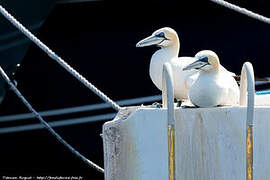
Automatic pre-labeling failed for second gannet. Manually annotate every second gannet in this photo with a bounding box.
[136,27,198,101]
[183,50,240,107]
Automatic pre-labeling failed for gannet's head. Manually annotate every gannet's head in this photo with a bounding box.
[183,50,220,72]
[136,27,179,48]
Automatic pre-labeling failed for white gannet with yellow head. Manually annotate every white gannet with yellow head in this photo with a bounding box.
[136,27,198,102]
[183,50,239,107]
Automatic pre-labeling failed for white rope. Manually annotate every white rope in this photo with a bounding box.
[0,5,121,111]
[0,66,104,173]
[210,0,270,24]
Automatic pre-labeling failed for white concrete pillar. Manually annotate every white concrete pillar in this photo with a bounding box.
[103,106,270,180]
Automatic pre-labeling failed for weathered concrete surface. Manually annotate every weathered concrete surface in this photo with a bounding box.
[103,106,270,180]
[103,107,169,180]
[175,107,246,180]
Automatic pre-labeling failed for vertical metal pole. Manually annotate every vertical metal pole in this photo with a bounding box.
[162,63,176,180]
[168,125,175,180]
[246,125,253,180]
[240,62,255,180]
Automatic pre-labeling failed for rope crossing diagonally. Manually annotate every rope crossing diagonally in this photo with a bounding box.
[209,0,270,24]
[0,66,104,173]
[0,4,120,174]
[0,5,121,111]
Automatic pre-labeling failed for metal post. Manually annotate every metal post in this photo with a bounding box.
[162,63,176,180]
[239,62,255,180]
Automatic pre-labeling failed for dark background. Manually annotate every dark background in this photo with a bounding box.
[0,0,270,179]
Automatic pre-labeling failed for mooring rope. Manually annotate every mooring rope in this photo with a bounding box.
[0,5,121,111]
[0,65,104,173]
[210,0,270,24]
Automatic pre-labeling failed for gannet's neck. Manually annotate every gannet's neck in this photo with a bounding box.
[162,43,179,59]
[164,33,180,57]
[152,42,179,64]
[157,36,180,61]
[200,64,220,75]
[149,42,179,90]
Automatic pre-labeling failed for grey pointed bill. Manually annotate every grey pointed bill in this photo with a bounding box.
[183,56,209,71]
[136,35,165,47]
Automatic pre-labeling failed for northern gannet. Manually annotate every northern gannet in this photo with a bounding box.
[183,50,240,107]
[136,27,198,101]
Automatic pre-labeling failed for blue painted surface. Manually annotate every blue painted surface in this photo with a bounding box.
[256,90,270,95]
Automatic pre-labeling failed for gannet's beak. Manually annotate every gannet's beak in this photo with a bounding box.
[136,35,165,47]
[183,56,209,71]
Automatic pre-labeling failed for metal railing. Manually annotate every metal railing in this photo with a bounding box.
[161,61,256,180]
[162,63,176,180]
[239,62,255,180]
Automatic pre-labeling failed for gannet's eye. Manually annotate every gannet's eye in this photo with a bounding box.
[199,56,209,63]
[155,32,165,38]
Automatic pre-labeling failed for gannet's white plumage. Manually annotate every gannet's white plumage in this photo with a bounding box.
[136,27,198,100]
[183,50,240,107]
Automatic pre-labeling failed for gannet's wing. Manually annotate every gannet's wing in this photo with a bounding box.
[170,57,199,100]
[226,75,240,105]
[220,65,235,76]
[185,72,199,89]
[177,56,198,67]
